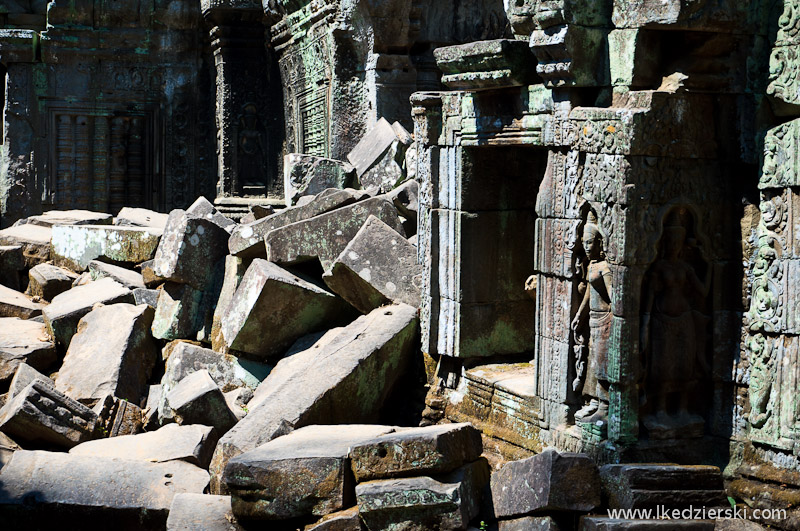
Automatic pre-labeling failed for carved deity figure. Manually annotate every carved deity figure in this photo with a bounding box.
[641,208,711,437]
[572,211,612,425]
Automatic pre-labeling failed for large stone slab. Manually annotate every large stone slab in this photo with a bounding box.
[228,188,367,258]
[283,154,356,206]
[0,432,19,471]
[115,207,170,231]
[0,319,57,386]
[356,458,490,530]
[0,245,25,291]
[167,370,238,434]
[23,209,113,227]
[435,39,540,90]
[491,449,601,518]
[167,494,244,530]
[0,451,209,528]
[265,197,406,271]
[210,255,247,347]
[26,263,78,301]
[0,284,45,319]
[219,259,351,359]
[151,203,231,290]
[306,506,363,530]
[0,381,100,448]
[89,260,146,289]
[209,304,418,493]
[7,362,55,400]
[70,423,217,468]
[350,422,483,482]
[0,224,52,267]
[224,424,396,520]
[499,516,561,531]
[56,303,157,403]
[323,215,422,313]
[347,118,412,193]
[42,277,133,347]
[599,464,724,510]
[51,224,162,272]
[151,282,205,340]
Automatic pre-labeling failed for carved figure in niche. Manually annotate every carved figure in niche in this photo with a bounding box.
[641,207,711,438]
[236,102,268,193]
[572,211,612,426]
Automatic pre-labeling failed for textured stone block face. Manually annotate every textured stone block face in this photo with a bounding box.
[599,464,724,510]
[323,215,422,313]
[42,277,133,348]
[152,208,230,290]
[0,284,45,319]
[209,304,418,494]
[305,506,363,530]
[151,282,205,341]
[283,154,356,206]
[0,451,209,528]
[167,369,238,433]
[88,260,145,289]
[0,381,100,448]
[265,197,406,271]
[24,210,113,228]
[166,494,243,531]
[347,118,412,193]
[56,303,157,403]
[70,423,217,469]
[220,259,350,359]
[27,263,78,301]
[0,245,25,291]
[490,449,601,518]
[115,207,170,230]
[499,516,561,531]
[210,256,248,348]
[228,188,366,258]
[436,39,540,90]
[0,224,51,267]
[224,425,396,520]
[1,320,56,387]
[350,423,483,482]
[7,362,56,400]
[51,225,162,272]
[356,459,490,531]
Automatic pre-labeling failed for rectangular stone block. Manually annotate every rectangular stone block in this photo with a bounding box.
[0,223,51,267]
[499,516,560,531]
[356,459,490,531]
[133,287,160,308]
[24,209,113,228]
[89,260,145,289]
[115,207,170,231]
[51,225,161,272]
[0,320,56,387]
[350,422,483,482]
[0,381,100,448]
[225,424,396,520]
[283,154,356,206]
[152,282,205,341]
[210,255,247,348]
[27,263,78,301]
[0,245,25,291]
[323,215,422,313]
[7,362,55,400]
[167,369,238,433]
[56,303,157,403]
[42,277,133,347]
[209,304,418,494]
[436,39,540,90]
[0,283,45,320]
[220,259,351,359]
[347,117,409,179]
[306,506,363,531]
[166,494,243,531]
[0,451,209,528]
[535,274,576,343]
[490,449,601,518]
[599,464,724,510]
[265,197,406,271]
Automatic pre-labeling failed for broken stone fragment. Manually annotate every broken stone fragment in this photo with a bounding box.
[435,39,540,90]
[186,196,237,234]
[95,394,144,437]
[0,284,46,319]
[166,493,244,531]
[0,432,20,471]
[140,258,167,287]
[56,303,157,404]
[383,178,419,234]
[349,422,483,482]
[0,245,25,291]
[115,207,170,231]
[133,287,160,308]
[7,362,55,400]
[305,506,363,530]
[0,223,52,267]
[265,197,406,271]
[498,516,561,531]
[143,384,163,431]
[42,277,133,348]
[225,424,396,521]
[51,224,162,272]
[490,449,601,518]
[219,259,352,359]
[283,153,356,206]
[228,187,368,259]
[347,118,413,193]
[0,451,209,528]
[210,255,247,348]
[323,215,422,313]
[26,263,78,301]
[71,423,217,468]
[599,463,724,510]
[356,458,490,531]
[0,320,57,385]
[21,209,113,228]
[0,380,100,448]
[151,282,205,341]
[224,387,253,421]
[167,369,238,434]
[209,303,418,494]
[88,259,145,289]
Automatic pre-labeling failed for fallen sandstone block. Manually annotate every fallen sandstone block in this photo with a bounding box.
[283,153,356,206]
[115,207,170,231]
[0,432,20,471]
[167,369,238,434]
[209,303,418,494]
[0,450,209,529]
[323,215,422,313]
[151,282,205,340]
[599,463,724,510]
[56,303,157,403]
[0,284,45,319]
[0,320,57,386]
[498,516,561,530]
[306,506,363,530]
[42,277,133,347]
[7,362,55,400]
[0,380,100,448]
[27,263,78,301]
[0,223,52,267]
[0,245,25,291]
[219,259,352,359]
[22,209,113,227]
[209,255,247,348]
[93,394,144,437]
[167,493,244,531]
[51,224,162,272]
[89,260,145,289]
[347,118,413,193]
[133,287,160,308]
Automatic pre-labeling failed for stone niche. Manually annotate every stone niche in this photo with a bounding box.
[0,0,215,226]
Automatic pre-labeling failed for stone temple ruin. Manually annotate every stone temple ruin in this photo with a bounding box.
[0,0,799,529]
